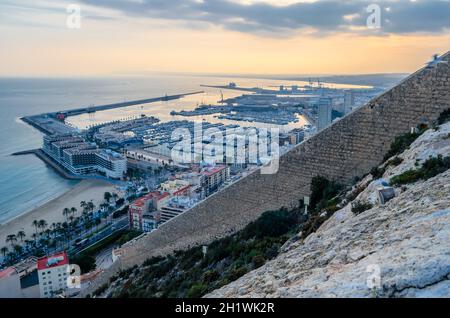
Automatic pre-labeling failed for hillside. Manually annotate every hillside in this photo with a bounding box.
[96,112,450,298]
[207,119,450,298]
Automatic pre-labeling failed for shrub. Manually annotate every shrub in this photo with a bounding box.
[93,283,108,297]
[186,283,208,298]
[391,155,450,185]
[352,201,374,215]
[437,108,450,125]
[241,208,297,240]
[383,128,426,162]
[310,176,342,210]
[227,266,248,281]
[387,156,403,167]
[252,255,266,268]
[202,270,220,283]
[370,166,386,179]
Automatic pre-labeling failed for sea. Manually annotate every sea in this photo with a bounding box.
[0,74,364,224]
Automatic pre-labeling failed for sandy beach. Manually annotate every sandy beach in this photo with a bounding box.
[0,179,120,248]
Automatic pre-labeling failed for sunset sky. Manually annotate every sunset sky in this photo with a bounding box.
[1,0,450,77]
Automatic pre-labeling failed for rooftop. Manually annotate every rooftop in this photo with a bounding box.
[202,165,227,177]
[37,252,69,271]
[131,191,170,208]
[0,267,16,279]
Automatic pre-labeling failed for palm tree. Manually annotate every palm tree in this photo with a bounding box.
[70,207,77,217]
[80,201,87,211]
[6,234,17,247]
[31,233,38,243]
[32,220,39,234]
[63,208,70,222]
[38,219,48,234]
[87,201,95,213]
[17,230,26,242]
[0,246,8,258]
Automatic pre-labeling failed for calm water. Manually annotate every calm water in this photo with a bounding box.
[0,75,361,224]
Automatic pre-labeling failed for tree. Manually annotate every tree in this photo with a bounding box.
[87,201,95,213]
[17,230,26,242]
[38,219,48,234]
[32,220,39,234]
[63,208,70,222]
[13,245,23,255]
[6,234,17,247]
[0,246,8,258]
[112,193,119,203]
[70,207,77,217]
[104,192,112,203]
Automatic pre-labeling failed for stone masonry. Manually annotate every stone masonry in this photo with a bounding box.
[81,52,450,296]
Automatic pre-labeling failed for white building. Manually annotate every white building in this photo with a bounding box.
[37,252,69,298]
[43,135,127,179]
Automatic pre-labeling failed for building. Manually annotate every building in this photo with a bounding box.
[158,179,191,197]
[200,165,230,196]
[344,90,355,114]
[142,212,159,232]
[0,259,40,298]
[128,191,169,231]
[289,128,305,145]
[43,135,127,179]
[317,98,332,131]
[37,252,69,298]
[159,196,195,223]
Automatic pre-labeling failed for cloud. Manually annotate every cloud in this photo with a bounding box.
[75,0,450,37]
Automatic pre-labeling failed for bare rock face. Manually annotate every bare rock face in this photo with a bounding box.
[206,125,450,298]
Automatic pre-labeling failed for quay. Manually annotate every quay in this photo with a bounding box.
[21,91,204,136]
[55,91,205,117]
[12,149,84,180]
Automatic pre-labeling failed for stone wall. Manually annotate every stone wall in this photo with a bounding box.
[81,53,450,297]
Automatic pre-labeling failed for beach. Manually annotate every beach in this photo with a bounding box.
[0,179,120,247]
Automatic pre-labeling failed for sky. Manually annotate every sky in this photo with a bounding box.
[1,0,450,77]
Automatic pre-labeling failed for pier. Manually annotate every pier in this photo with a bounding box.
[21,91,204,136]
[12,149,84,180]
[53,91,204,117]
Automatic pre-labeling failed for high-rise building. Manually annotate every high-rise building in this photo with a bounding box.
[344,90,355,114]
[317,98,332,131]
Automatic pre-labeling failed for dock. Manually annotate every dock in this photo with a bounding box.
[21,91,204,136]
[12,149,84,180]
[52,91,205,117]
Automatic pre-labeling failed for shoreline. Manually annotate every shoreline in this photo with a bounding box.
[0,179,120,248]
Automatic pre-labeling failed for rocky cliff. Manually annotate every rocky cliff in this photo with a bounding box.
[207,121,450,298]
